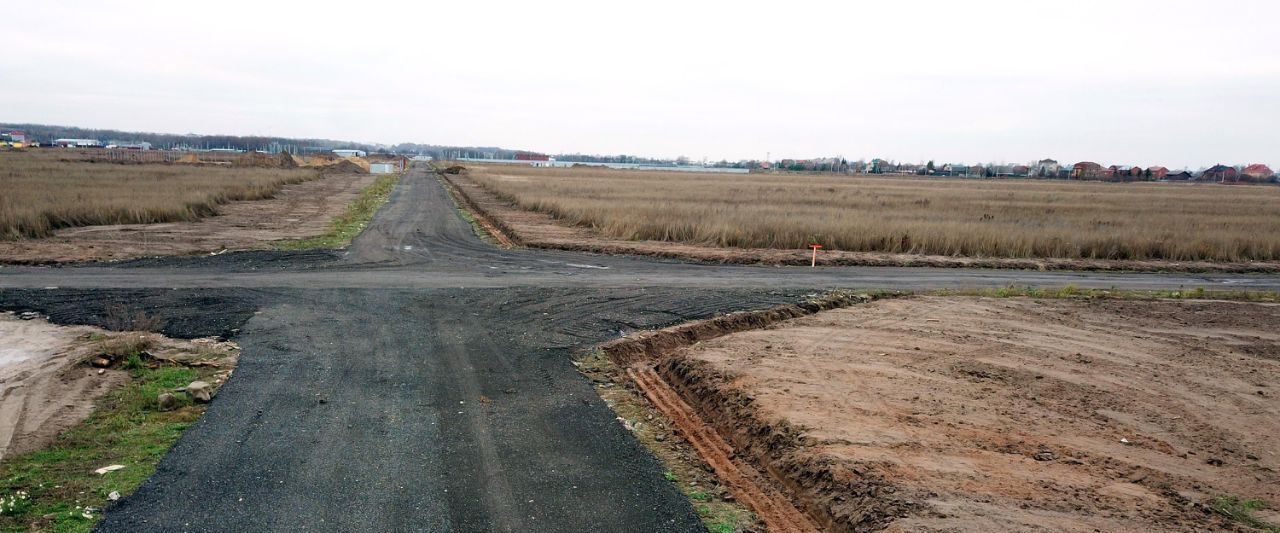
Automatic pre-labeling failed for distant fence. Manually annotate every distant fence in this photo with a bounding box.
[100,150,182,163]
[76,150,243,164]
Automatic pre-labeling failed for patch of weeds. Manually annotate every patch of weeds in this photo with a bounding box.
[99,333,154,360]
[121,353,145,371]
[1211,495,1280,532]
[0,490,32,516]
[698,504,753,533]
[102,304,164,333]
[277,172,401,250]
[0,362,218,532]
[575,349,762,533]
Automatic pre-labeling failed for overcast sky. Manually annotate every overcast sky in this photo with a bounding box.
[3,1,1277,168]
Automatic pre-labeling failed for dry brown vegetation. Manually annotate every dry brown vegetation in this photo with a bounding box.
[468,165,1280,262]
[0,150,319,239]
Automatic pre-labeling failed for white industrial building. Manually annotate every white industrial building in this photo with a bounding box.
[53,138,102,148]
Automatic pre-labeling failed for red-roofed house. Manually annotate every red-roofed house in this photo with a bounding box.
[1071,161,1104,179]
[1242,163,1274,182]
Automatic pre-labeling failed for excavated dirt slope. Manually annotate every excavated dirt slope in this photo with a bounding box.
[669,297,1280,531]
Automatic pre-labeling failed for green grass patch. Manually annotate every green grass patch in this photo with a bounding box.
[276,173,401,250]
[0,363,215,532]
[1211,495,1280,532]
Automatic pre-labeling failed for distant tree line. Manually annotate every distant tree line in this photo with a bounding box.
[1,123,377,153]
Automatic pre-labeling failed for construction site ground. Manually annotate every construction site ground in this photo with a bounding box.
[0,173,377,264]
[670,296,1280,531]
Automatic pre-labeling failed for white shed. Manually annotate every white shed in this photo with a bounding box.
[370,163,396,174]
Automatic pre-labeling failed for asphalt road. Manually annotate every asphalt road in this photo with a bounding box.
[2,165,1278,532]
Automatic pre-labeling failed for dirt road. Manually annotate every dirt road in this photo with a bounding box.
[1,165,1278,532]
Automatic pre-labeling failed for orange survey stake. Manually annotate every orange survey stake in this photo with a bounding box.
[809,244,822,267]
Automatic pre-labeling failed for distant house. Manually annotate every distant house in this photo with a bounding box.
[868,158,893,173]
[1071,161,1104,179]
[3,131,26,143]
[968,164,985,176]
[1200,164,1239,182]
[53,138,102,148]
[1146,166,1169,180]
[1167,170,1193,180]
[990,164,1026,177]
[941,163,969,177]
[1033,158,1060,177]
[1242,163,1275,182]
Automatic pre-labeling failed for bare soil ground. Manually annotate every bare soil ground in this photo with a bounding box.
[0,312,238,459]
[445,171,1280,273]
[669,297,1280,531]
[0,174,377,264]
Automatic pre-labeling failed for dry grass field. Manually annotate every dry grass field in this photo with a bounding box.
[0,150,318,239]
[468,165,1280,262]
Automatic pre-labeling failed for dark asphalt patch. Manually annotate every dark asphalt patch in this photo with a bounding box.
[0,288,260,339]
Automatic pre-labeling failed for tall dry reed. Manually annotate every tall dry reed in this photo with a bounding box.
[0,151,317,239]
[468,165,1280,262]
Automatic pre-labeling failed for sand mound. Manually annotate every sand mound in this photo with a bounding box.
[320,158,371,174]
[237,151,280,168]
[301,154,338,167]
[278,152,302,169]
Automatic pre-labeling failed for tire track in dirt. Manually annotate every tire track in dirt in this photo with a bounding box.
[627,366,819,533]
